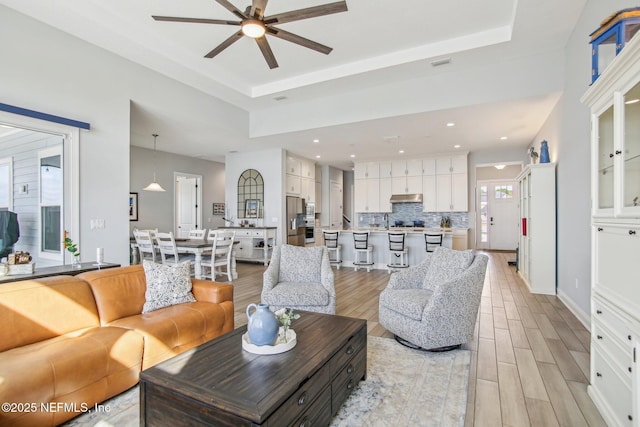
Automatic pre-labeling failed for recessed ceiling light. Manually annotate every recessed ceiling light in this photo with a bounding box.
[447,122,455,127]
[315,155,321,158]
[399,150,405,154]
[454,145,461,149]
[625,98,640,104]
[313,139,320,143]
[350,154,356,158]
[500,136,508,141]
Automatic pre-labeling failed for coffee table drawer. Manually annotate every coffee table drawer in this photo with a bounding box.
[331,347,366,415]
[268,362,330,426]
[288,385,332,427]
[330,327,366,375]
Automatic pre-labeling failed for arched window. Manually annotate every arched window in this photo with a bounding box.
[238,169,264,218]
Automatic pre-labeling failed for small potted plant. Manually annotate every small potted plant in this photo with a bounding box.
[275,308,300,343]
[64,232,80,268]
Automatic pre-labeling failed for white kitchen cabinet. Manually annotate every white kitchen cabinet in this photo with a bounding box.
[379,177,392,213]
[516,163,556,295]
[436,155,466,174]
[301,177,315,203]
[582,34,640,427]
[286,174,301,195]
[423,158,436,175]
[392,175,422,195]
[391,159,423,178]
[286,156,301,176]
[422,175,437,212]
[379,162,392,178]
[300,159,315,180]
[435,154,468,212]
[354,162,380,180]
[354,178,380,212]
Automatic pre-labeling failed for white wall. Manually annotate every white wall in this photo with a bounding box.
[129,146,225,235]
[530,0,638,326]
[224,148,285,244]
[0,6,247,266]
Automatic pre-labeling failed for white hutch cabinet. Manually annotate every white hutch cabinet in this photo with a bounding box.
[516,163,556,295]
[581,32,640,427]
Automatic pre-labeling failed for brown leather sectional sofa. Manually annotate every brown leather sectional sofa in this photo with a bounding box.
[0,265,234,426]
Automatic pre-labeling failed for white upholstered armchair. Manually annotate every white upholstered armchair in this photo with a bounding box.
[379,247,489,351]
[261,245,336,314]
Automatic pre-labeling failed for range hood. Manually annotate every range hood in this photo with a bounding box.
[390,193,423,203]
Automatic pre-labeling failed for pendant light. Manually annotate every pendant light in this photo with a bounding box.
[143,134,166,192]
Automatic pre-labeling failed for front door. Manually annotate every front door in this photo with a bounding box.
[175,173,202,238]
[477,181,519,250]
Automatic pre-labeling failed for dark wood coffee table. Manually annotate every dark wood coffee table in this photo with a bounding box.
[139,312,367,426]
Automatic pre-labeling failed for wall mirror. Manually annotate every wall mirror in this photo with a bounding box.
[238,169,264,218]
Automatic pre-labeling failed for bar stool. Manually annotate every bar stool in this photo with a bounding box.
[387,232,409,273]
[353,232,374,272]
[323,230,342,269]
[424,233,443,252]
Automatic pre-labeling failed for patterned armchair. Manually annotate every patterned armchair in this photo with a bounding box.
[379,247,489,351]
[261,245,336,314]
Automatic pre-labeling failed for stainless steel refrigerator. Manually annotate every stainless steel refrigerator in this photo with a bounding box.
[286,196,306,246]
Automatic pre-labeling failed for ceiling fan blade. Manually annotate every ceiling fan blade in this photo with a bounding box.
[267,27,332,55]
[255,37,279,69]
[152,15,241,26]
[214,0,248,20]
[250,0,269,18]
[204,30,243,58]
[264,1,347,25]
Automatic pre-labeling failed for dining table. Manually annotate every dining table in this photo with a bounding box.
[130,238,238,280]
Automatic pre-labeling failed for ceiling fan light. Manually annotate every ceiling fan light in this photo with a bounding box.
[242,19,266,38]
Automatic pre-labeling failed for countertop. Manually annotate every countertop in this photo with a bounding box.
[332,227,468,234]
[218,226,278,229]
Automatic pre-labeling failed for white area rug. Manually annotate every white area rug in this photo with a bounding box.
[64,336,470,427]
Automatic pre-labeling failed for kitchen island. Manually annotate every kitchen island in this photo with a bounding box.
[325,227,468,271]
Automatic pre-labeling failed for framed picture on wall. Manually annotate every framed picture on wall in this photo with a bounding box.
[245,199,259,218]
[213,202,225,215]
[129,192,138,221]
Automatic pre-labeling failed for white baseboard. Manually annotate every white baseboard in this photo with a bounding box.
[557,288,591,332]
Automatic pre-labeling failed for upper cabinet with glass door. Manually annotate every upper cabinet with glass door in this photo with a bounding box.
[582,31,640,218]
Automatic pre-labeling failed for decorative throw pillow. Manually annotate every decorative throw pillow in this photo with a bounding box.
[142,260,196,313]
[279,245,324,283]
[422,247,475,290]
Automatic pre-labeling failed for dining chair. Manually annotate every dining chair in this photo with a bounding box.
[133,229,157,263]
[156,231,193,265]
[201,230,235,282]
[188,228,207,240]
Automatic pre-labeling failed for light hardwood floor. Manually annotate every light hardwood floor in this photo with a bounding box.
[225,251,605,426]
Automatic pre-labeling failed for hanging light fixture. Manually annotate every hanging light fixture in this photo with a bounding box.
[144,134,166,192]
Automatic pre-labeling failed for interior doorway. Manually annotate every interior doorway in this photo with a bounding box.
[477,180,519,250]
[175,172,202,238]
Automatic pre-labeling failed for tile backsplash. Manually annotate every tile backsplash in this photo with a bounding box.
[356,203,469,228]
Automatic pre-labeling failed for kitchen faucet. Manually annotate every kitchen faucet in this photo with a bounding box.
[383,213,389,230]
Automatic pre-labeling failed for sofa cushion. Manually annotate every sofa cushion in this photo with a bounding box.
[379,288,433,321]
[79,265,148,324]
[0,276,100,352]
[142,261,196,313]
[263,282,330,307]
[278,245,324,283]
[0,326,143,426]
[109,301,229,369]
[422,247,475,290]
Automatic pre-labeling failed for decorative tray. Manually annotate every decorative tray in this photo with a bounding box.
[242,328,297,355]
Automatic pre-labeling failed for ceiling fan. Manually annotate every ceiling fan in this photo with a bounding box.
[152,0,348,69]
